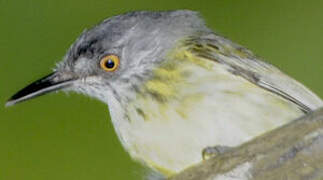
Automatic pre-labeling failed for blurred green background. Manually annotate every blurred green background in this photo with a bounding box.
[1,0,323,179]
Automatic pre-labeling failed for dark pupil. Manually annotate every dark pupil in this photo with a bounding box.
[105,59,115,69]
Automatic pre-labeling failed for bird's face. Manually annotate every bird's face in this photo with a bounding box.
[6,10,207,107]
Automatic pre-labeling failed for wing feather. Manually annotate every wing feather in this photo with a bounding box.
[186,34,323,112]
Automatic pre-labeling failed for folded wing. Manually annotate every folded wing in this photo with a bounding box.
[185,33,323,112]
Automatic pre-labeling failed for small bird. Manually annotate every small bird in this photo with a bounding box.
[6,10,323,177]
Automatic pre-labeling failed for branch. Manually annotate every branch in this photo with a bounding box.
[170,108,323,180]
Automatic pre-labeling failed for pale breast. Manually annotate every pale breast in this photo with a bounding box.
[114,57,304,175]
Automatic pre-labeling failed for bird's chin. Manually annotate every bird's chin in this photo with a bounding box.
[69,78,112,105]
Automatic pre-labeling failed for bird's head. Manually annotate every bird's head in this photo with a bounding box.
[6,10,209,107]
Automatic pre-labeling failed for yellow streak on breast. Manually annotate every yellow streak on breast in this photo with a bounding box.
[172,46,214,70]
[154,68,182,80]
[143,46,216,101]
[176,93,205,119]
[145,80,175,97]
[123,43,304,176]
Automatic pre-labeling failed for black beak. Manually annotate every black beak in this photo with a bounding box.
[6,72,74,107]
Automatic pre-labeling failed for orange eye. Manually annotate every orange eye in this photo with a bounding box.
[100,55,120,72]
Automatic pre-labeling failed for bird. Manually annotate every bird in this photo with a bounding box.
[6,10,323,178]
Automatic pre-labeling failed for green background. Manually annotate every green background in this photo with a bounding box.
[1,0,323,179]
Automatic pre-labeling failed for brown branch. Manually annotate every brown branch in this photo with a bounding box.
[170,108,323,180]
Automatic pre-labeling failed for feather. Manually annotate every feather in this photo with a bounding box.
[186,33,323,112]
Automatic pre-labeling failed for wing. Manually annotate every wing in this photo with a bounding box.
[184,33,323,112]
